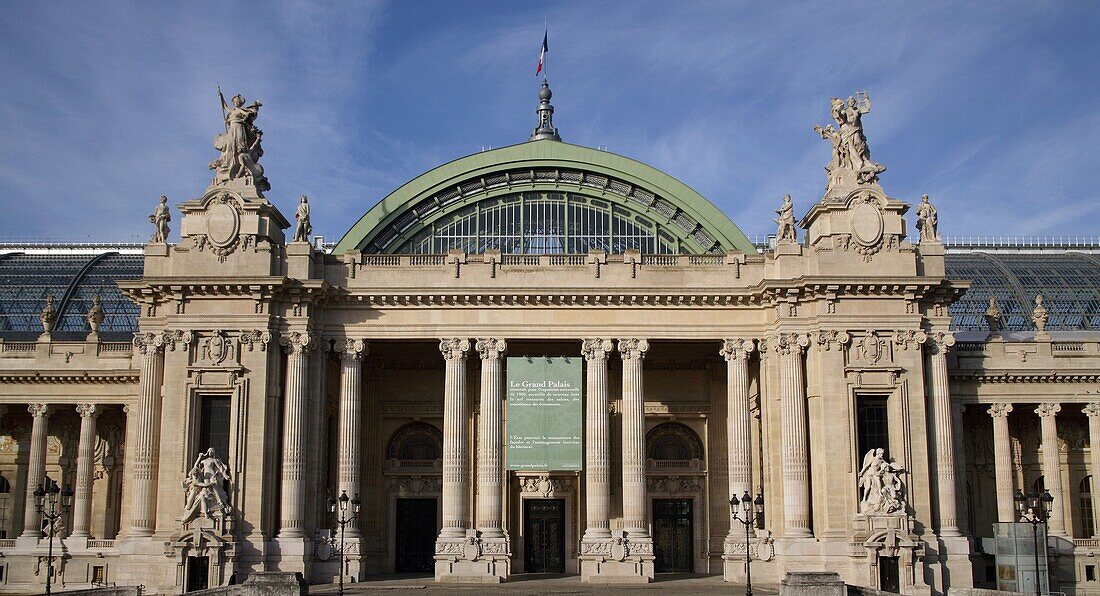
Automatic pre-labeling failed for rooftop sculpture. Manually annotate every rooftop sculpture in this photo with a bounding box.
[209,89,269,192]
[815,92,886,193]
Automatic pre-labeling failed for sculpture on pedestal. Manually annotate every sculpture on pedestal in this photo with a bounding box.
[1032,294,1049,334]
[180,448,232,525]
[209,89,269,192]
[292,195,312,243]
[858,448,906,514]
[149,196,171,243]
[85,294,104,334]
[916,194,939,242]
[985,296,1004,335]
[40,295,57,334]
[815,91,886,191]
[774,194,797,243]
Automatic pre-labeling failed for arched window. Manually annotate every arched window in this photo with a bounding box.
[0,474,10,539]
[0,475,10,493]
[646,423,704,470]
[387,423,443,465]
[1081,476,1096,537]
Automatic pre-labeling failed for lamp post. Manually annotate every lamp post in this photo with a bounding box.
[327,490,361,596]
[729,491,765,596]
[34,482,74,595]
[1014,488,1054,596]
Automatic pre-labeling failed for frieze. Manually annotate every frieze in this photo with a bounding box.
[519,474,574,497]
[386,476,441,495]
[381,403,444,416]
[647,476,703,493]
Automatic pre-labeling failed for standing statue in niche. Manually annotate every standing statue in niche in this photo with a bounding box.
[815,91,886,190]
[209,89,270,192]
[180,448,232,525]
[149,196,171,243]
[292,195,312,243]
[774,194,798,244]
[916,194,939,242]
[858,448,906,514]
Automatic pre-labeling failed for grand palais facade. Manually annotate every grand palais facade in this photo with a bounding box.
[0,84,1098,595]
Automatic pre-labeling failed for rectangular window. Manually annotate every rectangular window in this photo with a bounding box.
[1087,564,1096,582]
[199,396,231,461]
[856,395,889,458]
[92,565,105,584]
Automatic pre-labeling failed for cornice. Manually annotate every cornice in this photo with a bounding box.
[950,369,1100,383]
[0,370,140,384]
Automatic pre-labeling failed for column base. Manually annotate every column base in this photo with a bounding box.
[578,533,654,583]
[434,532,510,583]
[273,536,313,576]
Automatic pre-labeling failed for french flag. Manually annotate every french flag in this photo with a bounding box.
[536,30,547,76]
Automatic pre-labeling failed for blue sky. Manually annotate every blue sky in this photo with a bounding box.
[1,1,1099,243]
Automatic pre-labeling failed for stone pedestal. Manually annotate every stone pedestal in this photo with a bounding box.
[579,531,655,584]
[780,571,845,596]
[434,530,509,583]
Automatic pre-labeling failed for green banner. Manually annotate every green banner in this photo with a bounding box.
[505,356,583,471]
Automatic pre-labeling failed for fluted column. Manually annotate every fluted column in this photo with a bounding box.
[777,333,811,538]
[1085,404,1100,536]
[438,338,471,540]
[1036,403,1066,536]
[71,403,100,538]
[21,404,50,538]
[338,339,367,537]
[618,338,650,539]
[581,338,614,542]
[476,338,507,539]
[928,332,960,537]
[129,332,165,537]
[721,338,755,542]
[988,403,1015,522]
[278,331,313,538]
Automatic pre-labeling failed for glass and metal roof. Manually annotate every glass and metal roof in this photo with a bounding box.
[0,247,143,341]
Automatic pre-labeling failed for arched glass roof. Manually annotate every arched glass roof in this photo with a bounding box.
[334,141,758,255]
[0,251,143,341]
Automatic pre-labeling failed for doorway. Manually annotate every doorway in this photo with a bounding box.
[395,498,437,572]
[653,498,693,572]
[879,556,900,592]
[186,556,209,592]
[523,499,565,572]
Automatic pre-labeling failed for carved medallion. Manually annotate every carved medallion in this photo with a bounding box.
[850,198,884,247]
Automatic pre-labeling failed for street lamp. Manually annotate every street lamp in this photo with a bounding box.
[729,491,765,596]
[1014,488,1054,596]
[34,481,74,595]
[327,490,361,596]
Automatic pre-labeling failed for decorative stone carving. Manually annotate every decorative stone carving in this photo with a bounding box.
[520,474,572,497]
[386,476,442,495]
[1032,294,1049,334]
[774,332,810,355]
[855,330,888,364]
[439,337,471,360]
[200,193,245,261]
[280,331,314,355]
[814,330,850,351]
[617,337,649,360]
[774,194,797,243]
[180,448,232,526]
[199,331,233,365]
[210,90,269,191]
[39,295,56,334]
[815,91,885,192]
[892,330,928,351]
[582,338,614,360]
[162,329,194,351]
[238,329,271,351]
[646,476,703,493]
[916,194,939,242]
[149,195,171,243]
[858,448,906,514]
[475,337,507,359]
[984,296,1003,336]
[85,294,104,334]
[292,195,312,243]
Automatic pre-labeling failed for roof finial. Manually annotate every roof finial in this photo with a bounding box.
[529,79,562,142]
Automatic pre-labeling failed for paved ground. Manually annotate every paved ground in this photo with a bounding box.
[310,573,780,594]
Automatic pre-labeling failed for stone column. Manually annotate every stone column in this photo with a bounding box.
[721,338,755,543]
[129,332,165,537]
[71,403,100,538]
[618,338,650,539]
[475,338,507,539]
[1085,404,1100,536]
[278,331,313,538]
[988,403,1015,522]
[928,333,960,537]
[437,338,471,540]
[1036,403,1066,536]
[21,404,50,538]
[337,339,366,537]
[581,338,614,543]
[776,333,811,538]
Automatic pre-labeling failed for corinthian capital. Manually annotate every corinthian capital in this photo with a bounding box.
[987,403,1013,418]
[581,338,614,361]
[439,338,470,360]
[1085,403,1100,418]
[280,331,315,355]
[927,331,955,355]
[1035,403,1061,419]
[617,338,649,361]
[75,403,99,418]
[27,404,49,418]
[132,332,165,355]
[719,338,755,362]
[774,332,809,356]
[475,338,507,360]
[338,338,368,361]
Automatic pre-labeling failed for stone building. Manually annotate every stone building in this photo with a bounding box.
[0,85,1098,594]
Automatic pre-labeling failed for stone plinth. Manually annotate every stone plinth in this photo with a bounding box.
[433,532,509,583]
[780,571,846,596]
[579,532,654,583]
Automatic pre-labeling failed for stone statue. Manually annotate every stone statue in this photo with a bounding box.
[86,294,104,334]
[985,296,1004,335]
[209,89,270,192]
[1032,294,1049,334]
[858,448,906,514]
[774,194,797,244]
[180,448,231,525]
[815,92,886,190]
[149,196,171,243]
[916,194,939,242]
[40,295,56,334]
[292,195,312,243]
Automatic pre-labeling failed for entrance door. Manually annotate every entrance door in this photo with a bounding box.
[880,556,900,593]
[395,498,437,572]
[653,498,693,572]
[186,556,209,592]
[524,499,565,572]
